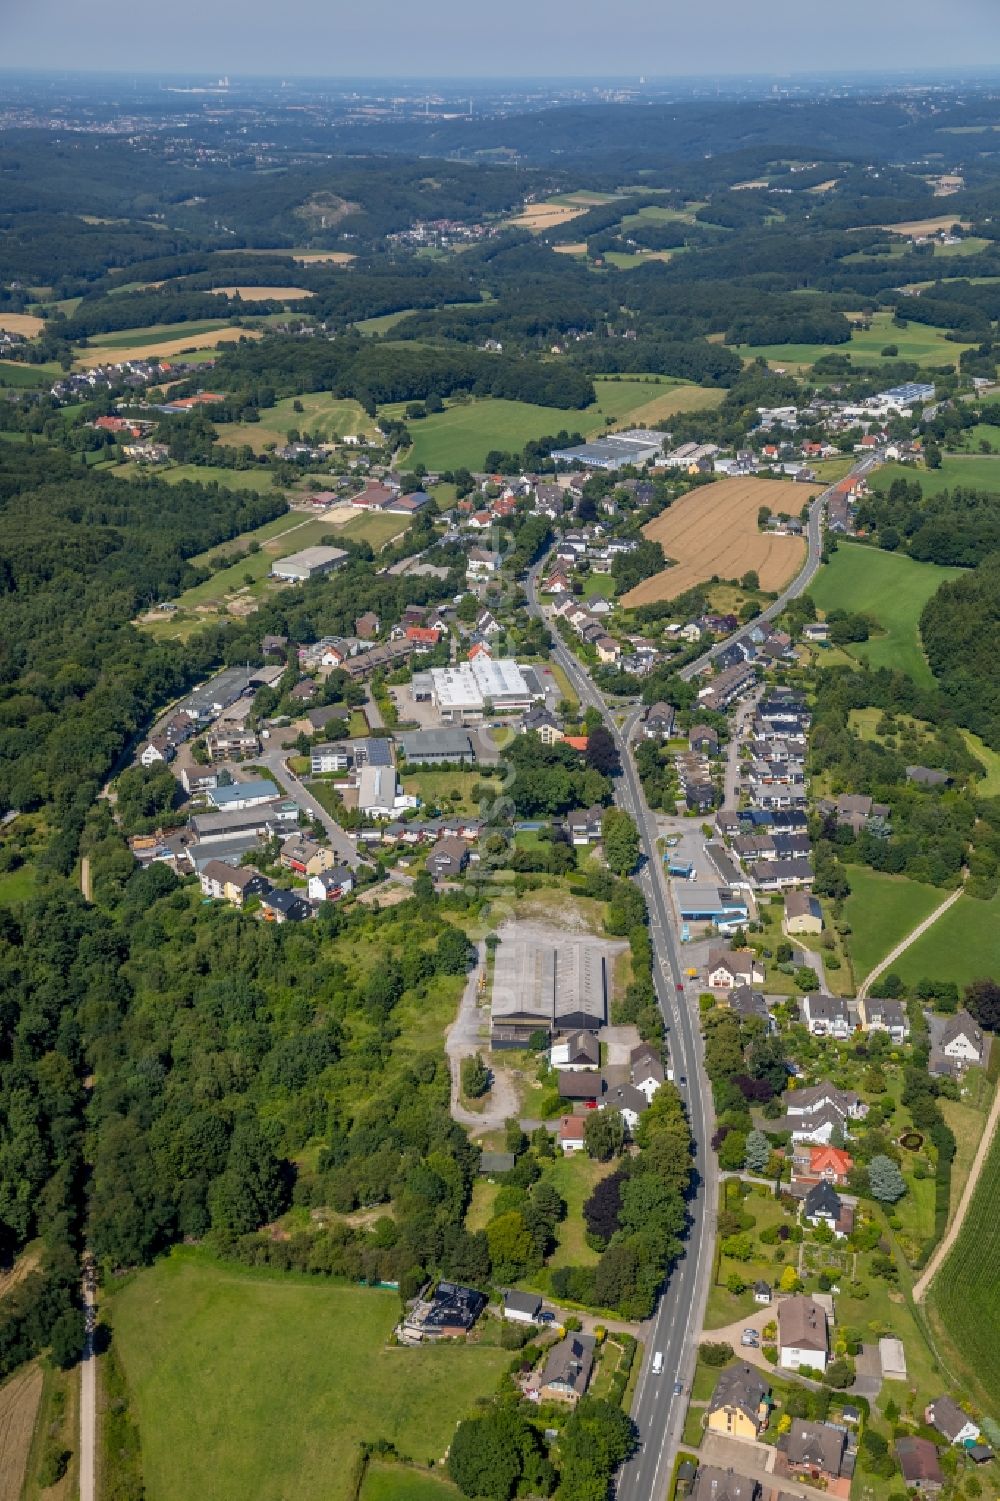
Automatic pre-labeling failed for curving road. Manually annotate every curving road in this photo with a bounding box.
[679,454,880,683]
[526,562,716,1501]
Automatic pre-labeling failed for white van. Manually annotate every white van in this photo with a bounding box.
[651,1351,664,1376]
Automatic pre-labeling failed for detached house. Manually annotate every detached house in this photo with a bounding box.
[802,993,852,1040]
[925,1396,981,1448]
[642,702,676,740]
[565,806,604,846]
[802,1182,854,1239]
[706,1363,770,1441]
[858,996,910,1043]
[932,1011,985,1075]
[307,866,354,902]
[538,1333,596,1405]
[199,861,271,907]
[784,1419,848,1480]
[778,1295,829,1374]
[707,949,765,990]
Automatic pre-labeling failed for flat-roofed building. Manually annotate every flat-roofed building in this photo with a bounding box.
[395,729,476,765]
[429,658,542,722]
[491,935,607,1047]
[271,545,348,583]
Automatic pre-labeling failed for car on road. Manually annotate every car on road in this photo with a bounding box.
[676,982,684,992]
[652,1351,664,1375]
[673,1380,684,1396]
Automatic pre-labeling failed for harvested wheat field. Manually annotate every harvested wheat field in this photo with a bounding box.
[74,326,262,368]
[0,312,44,337]
[622,476,817,607]
[553,243,588,255]
[511,201,587,232]
[0,1362,43,1501]
[214,248,355,265]
[209,286,314,301]
[878,215,972,236]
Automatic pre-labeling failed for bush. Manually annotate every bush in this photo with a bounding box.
[701,1341,734,1366]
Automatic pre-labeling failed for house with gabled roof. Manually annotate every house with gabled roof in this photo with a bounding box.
[706,1362,770,1440]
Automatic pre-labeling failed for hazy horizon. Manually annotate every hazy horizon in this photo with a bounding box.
[5,1,1000,80]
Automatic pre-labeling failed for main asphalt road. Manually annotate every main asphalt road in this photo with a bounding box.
[526,562,716,1501]
[523,456,884,1496]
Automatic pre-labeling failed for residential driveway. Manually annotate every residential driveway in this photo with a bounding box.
[850,1342,883,1400]
[602,1023,641,1066]
[700,1309,822,1391]
[257,746,362,868]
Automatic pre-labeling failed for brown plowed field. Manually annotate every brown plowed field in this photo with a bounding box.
[622,476,818,607]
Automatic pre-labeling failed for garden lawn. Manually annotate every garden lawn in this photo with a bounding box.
[539,1152,615,1270]
[926,1122,1000,1416]
[889,889,1000,991]
[841,865,943,983]
[399,770,485,815]
[809,541,964,687]
[111,1249,509,1501]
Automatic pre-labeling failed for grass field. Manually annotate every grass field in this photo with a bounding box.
[112,461,285,496]
[809,542,964,687]
[874,455,1000,498]
[841,865,944,982]
[0,359,61,388]
[927,1117,1000,1416]
[216,392,379,452]
[361,1464,458,1500]
[112,1250,509,1501]
[622,476,815,606]
[380,379,722,471]
[733,310,974,372]
[889,889,1000,991]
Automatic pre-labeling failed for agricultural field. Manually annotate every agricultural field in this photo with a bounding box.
[74,325,261,367]
[111,1250,509,1501]
[0,359,61,388]
[507,191,616,234]
[927,1119,1000,1415]
[221,248,355,265]
[889,888,1000,992]
[733,309,975,372]
[841,864,944,983]
[622,476,816,607]
[877,215,972,236]
[0,311,44,337]
[111,461,285,496]
[0,1362,43,1501]
[215,392,379,451]
[87,319,230,349]
[208,286,314,302]
[809,541,964,687]
[383,379,721,473]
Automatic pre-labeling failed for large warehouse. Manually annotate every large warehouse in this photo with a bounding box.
[271,545,348,583]
[550,429,666,471]
[491,936,607,1047]
[427,658,545,722]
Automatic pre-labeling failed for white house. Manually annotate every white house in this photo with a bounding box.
[778,1296,829,1374]
[802,993,852,1040]
[707,949,765,990]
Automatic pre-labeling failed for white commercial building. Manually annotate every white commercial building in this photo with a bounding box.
[271,546,348,583]
[429,658,543,722]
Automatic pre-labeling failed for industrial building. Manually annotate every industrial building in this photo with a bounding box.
[206,778,279,812]
[550,430,665,470]
[271,545,348,583]
[491,936,607,1047]
[427,658,544,722]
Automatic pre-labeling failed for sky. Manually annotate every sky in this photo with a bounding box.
[5,0,1000,79]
